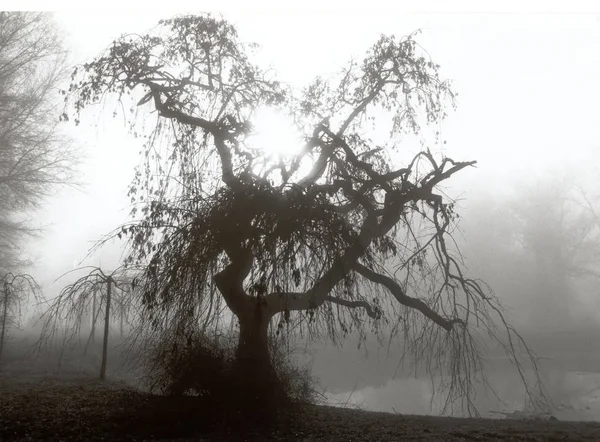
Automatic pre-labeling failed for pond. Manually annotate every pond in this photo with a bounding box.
[324,364,600,422]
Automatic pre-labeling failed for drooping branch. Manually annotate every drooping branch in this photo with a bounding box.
[0,272,41,366]
[253,149,477,322]
[337,80,386,136]
[325,295,381,319]
[147,86,241,190]
[264,214,380,317]
[36,266,135,355]
[353,262,463,332]
[322,126,398,193]
[297,124,334,188]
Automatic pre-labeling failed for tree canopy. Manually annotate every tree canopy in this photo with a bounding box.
[0,12,77,271]
[64,14,547,415]
[0,272,41,368]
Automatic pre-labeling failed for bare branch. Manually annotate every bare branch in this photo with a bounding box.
[325,295,381,319]
[353,262,463,331]
[0,12,77,270]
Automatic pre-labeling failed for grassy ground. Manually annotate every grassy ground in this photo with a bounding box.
[1,371,600,441]
[2,335,600,441]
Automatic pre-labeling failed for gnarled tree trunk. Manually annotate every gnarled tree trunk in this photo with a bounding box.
[232,302,286,409]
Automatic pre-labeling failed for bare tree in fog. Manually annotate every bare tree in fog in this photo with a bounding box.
[37,266,134,380]
[463,173,600,328]
[506,175,600,331]
[0,12,78,272]
[512,180,575,329]
[87,281,133,346]
[460,173,600,408]
[0,272,41,369]
[62,14,549,415]
[570,185,600,281]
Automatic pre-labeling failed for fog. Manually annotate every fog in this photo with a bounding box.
[5,5,600,423]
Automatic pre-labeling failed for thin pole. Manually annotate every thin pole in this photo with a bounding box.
[100,277,112,381]
[0,283,9,368]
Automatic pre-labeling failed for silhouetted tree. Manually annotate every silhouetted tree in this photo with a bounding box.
[0,12,77,272]
[499,173,600,329]
[460,173,600,408]
[63,14,548,415]
[0,272,41,369]
[87,281,133,344]
[569,183,600,282]
[37,266,133,380]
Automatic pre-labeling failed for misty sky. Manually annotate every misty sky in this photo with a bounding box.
[20,5,600,300]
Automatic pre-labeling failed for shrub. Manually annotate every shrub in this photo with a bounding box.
[269,334,324,407]
[145,330,234,399]
[143,327,322,414]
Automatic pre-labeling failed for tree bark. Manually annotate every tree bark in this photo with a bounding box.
[91,288,97,343]
[232,303,285,409]
[100,277,112,381]
[0,284,8,368]
[119,298,124,339]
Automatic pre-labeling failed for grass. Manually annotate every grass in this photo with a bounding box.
[2,370,600,441]
[2,335,600,441]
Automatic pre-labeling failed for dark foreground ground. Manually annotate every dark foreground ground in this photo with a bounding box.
[1,374,600,441]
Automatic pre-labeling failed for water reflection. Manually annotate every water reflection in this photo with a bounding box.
[325,366,600,422]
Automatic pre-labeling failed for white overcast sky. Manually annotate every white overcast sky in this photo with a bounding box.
[3,1,600,297]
